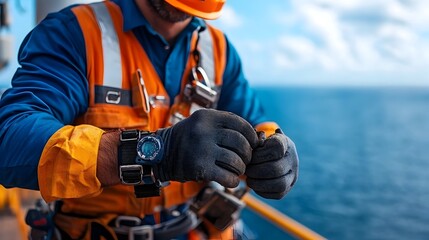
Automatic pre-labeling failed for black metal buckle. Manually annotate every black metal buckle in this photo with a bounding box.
[113,216,154,240]
[120,129,139,142]
[119,165,143,185]
[190,184,245,230]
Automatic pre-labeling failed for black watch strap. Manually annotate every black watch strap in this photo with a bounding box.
[118,130,161,198]
[119,130,139,165]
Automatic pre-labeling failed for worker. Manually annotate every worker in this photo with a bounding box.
[0,0,299,239]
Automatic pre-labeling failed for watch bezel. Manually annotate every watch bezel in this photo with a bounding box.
[136,134,163,164]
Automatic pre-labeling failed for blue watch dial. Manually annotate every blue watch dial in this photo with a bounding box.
[136,135,163,164]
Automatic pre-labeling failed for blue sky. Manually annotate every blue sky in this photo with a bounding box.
[0,0,35,87]
[1,0,428,87]
[212,0,429,86]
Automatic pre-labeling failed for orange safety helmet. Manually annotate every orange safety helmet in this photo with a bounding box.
[165,0,226,20]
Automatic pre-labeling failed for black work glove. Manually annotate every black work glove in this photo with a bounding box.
[246,129,299,199]
[154,109,260,188]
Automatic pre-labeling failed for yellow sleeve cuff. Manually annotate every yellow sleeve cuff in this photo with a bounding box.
[38,125,105,202]
[255,121,280,137]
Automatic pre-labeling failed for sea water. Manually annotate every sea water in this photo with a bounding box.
[243,86,429,240]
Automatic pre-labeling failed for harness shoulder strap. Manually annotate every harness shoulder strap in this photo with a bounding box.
[89,2,122,89]
[196,24,227,87]
[205,25,227,86]
[72,2,129,107]
[198,28,215,86]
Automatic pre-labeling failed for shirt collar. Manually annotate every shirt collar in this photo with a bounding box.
[111,0,206,33]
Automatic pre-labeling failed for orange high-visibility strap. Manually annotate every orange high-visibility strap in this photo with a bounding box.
[67,0,227,215]
[36,1,233,239]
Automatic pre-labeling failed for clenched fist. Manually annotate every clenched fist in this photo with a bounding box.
[246,129,299,199]
[155,109,260,188]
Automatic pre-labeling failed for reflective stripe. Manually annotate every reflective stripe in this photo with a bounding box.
[90,2,218,104]
[198,28,215,88]
[90,2,122,89]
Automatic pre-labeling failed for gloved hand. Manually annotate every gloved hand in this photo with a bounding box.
[246,129,299,199]
[154,109,260,188]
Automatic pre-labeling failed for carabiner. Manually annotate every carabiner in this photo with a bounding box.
[191,66,211,89]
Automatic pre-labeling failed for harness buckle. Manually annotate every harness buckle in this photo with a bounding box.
[112,210,199,240]
[106,90,121,104]
[119,165,144,185]
[114,216,154,240]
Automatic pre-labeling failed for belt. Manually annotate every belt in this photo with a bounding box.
[112,210,199,240]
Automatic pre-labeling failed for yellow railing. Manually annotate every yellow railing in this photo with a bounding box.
[243,194,327,240]
[0,186,38,240]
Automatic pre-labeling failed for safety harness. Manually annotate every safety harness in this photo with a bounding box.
[27,2,245,240]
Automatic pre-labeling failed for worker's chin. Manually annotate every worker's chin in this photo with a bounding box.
[164,13,191,23]
[148,0,192,23]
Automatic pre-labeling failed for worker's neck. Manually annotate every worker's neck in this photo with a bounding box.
[136,0,191,45]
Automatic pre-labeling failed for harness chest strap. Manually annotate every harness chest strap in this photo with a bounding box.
[84,1,227,208]
[50,0,227,214]
[36,2,232,239]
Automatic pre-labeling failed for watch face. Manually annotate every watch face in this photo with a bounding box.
[137,135,162,163]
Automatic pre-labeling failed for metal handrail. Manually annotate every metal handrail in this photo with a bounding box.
[242,194,327,240]
[0,186,29,239]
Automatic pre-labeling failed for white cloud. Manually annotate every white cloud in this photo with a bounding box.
[275,36,317,68]
[216,6,244,29]
[268,0,429,81]
[213,0,429,86]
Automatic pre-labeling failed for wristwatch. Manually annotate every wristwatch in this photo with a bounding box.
[118,129,165,198]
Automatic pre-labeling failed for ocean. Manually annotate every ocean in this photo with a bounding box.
[243,86,429,240]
